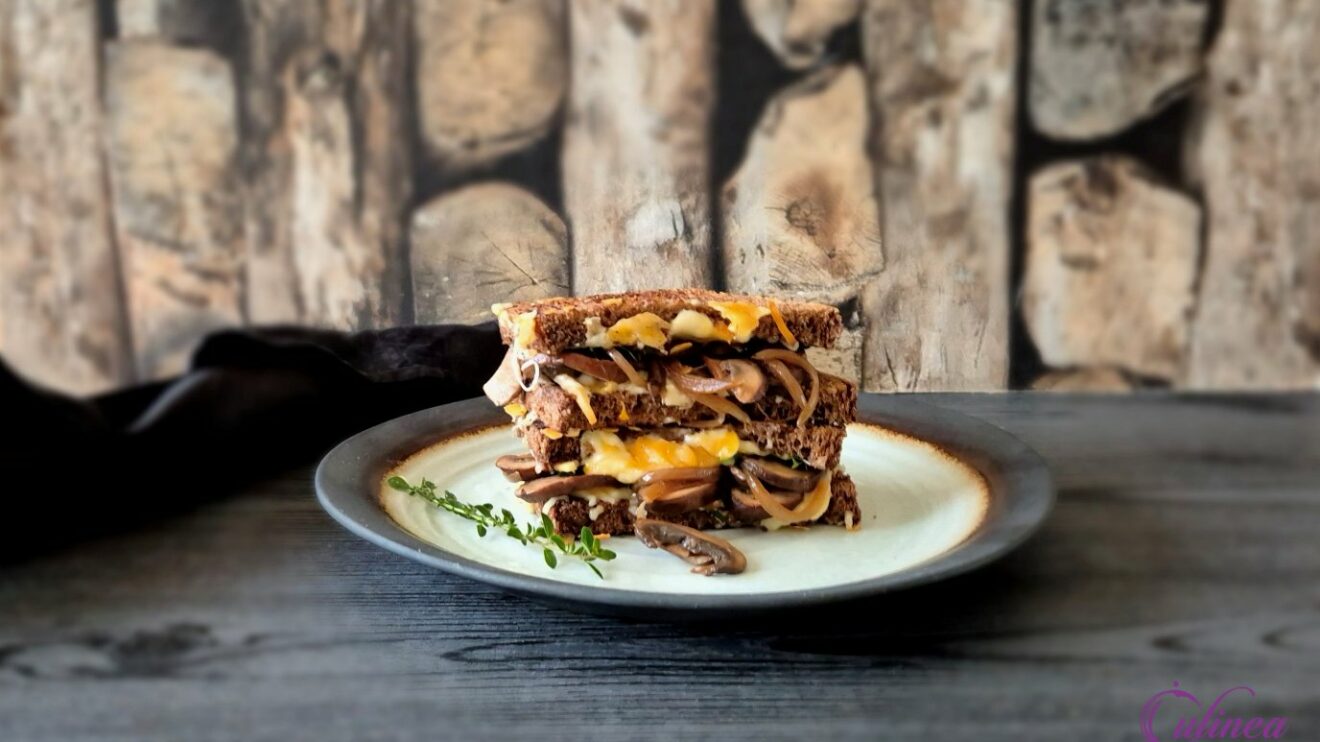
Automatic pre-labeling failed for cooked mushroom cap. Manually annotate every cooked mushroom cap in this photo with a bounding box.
[636,466,721,487]
[495,453,542,482]
[516,474,621,504]
[633,518,747,575]
[739,457,821,492]
[718,359,768,403]
[638,481,719,515]
[482,347,524,406]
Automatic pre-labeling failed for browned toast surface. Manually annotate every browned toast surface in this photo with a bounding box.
[496,289,842,353]
[522,372,857,431]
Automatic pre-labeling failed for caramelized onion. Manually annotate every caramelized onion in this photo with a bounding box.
[729,487,803,518]
[738,465,802,522]
[561,352,628,383]
[607,348,647,387]
[689,391,751,424]
[664,362,733,394]
[762,359,805,409]
[637,481,718,509]
[754,349,820,427]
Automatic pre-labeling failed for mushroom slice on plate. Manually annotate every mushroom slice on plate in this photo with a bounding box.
[633,518,747,576]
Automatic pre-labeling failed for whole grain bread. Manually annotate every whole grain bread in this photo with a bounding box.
[521,421,845,471]
[522,372,856,431]
[496,289,843,353]
[546,471,860,536]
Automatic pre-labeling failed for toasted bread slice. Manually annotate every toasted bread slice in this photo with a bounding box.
[545,471,860,536]
[495,289,842,354]
[521,372,856,431]
[520,422,845,472]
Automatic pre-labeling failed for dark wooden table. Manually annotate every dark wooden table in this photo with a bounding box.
[2,394,1317,741]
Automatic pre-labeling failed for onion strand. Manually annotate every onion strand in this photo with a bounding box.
[690,391,751,424]
[607,348,647,387]
[754,349,820,427]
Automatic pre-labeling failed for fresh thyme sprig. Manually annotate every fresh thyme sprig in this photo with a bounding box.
[386,475,617,578]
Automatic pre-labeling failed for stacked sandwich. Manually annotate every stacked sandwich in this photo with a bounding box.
[482,289,859,537]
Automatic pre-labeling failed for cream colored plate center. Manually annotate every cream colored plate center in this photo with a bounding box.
[381,423,989,595]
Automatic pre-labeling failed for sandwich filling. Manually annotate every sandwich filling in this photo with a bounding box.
[483,291,859,549]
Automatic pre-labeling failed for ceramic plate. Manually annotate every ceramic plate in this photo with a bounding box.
[316,396,1053,617]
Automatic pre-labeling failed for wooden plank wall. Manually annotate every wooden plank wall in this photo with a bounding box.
[0,0,1316,395]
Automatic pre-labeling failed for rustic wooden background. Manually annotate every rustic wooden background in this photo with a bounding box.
[1,0,1316,396]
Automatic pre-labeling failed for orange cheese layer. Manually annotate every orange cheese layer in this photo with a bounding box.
[581,428,741,485]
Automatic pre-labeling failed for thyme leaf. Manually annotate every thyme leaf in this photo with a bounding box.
[386,475,612,578]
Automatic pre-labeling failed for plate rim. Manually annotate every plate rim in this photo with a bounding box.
[315,395,1054,615]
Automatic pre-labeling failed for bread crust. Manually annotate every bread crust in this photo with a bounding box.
[496,289,843,352]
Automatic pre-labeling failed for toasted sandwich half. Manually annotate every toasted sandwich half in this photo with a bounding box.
[482,289,859,537]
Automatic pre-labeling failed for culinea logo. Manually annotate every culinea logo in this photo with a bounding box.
[1141,682,1288,740]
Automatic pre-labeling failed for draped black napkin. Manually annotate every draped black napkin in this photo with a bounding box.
[0,324,505,562]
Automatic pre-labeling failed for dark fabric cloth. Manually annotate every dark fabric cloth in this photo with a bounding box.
[0,323,505,562]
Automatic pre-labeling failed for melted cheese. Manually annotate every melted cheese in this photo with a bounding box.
[578,375,648,396]
[581,427,741,484]
[513,311,537,349]
[581,302,768,351]
[669,309,734,342]
[762,471,834,531]
[503,402,527,418]
[737,439,767,456]
[661,378,693,407]
[553,374,597,425]
[709,301,770,343]
[540,427,564,440]
[585,312,670,350]
[577,486,631,502]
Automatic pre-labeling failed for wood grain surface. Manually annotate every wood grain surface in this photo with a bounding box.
[0,0,131,395]
[1182,0,1320,390]
[563,0,716,294]
[860,0,1017,392]
[1,395,1316,741]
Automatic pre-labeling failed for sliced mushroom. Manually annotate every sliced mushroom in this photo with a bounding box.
[495,453,542,482]
[739,456,821,492]
[560,352,629,383]
[482,346,524,405]
[516,474,621,504]
[717,358,768,403]
[633,518,747,576]
[636,466,722,487]
[728,487,803,522]
[637,481,720,515]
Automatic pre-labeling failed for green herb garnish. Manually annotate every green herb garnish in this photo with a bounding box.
[386,475,616,578]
